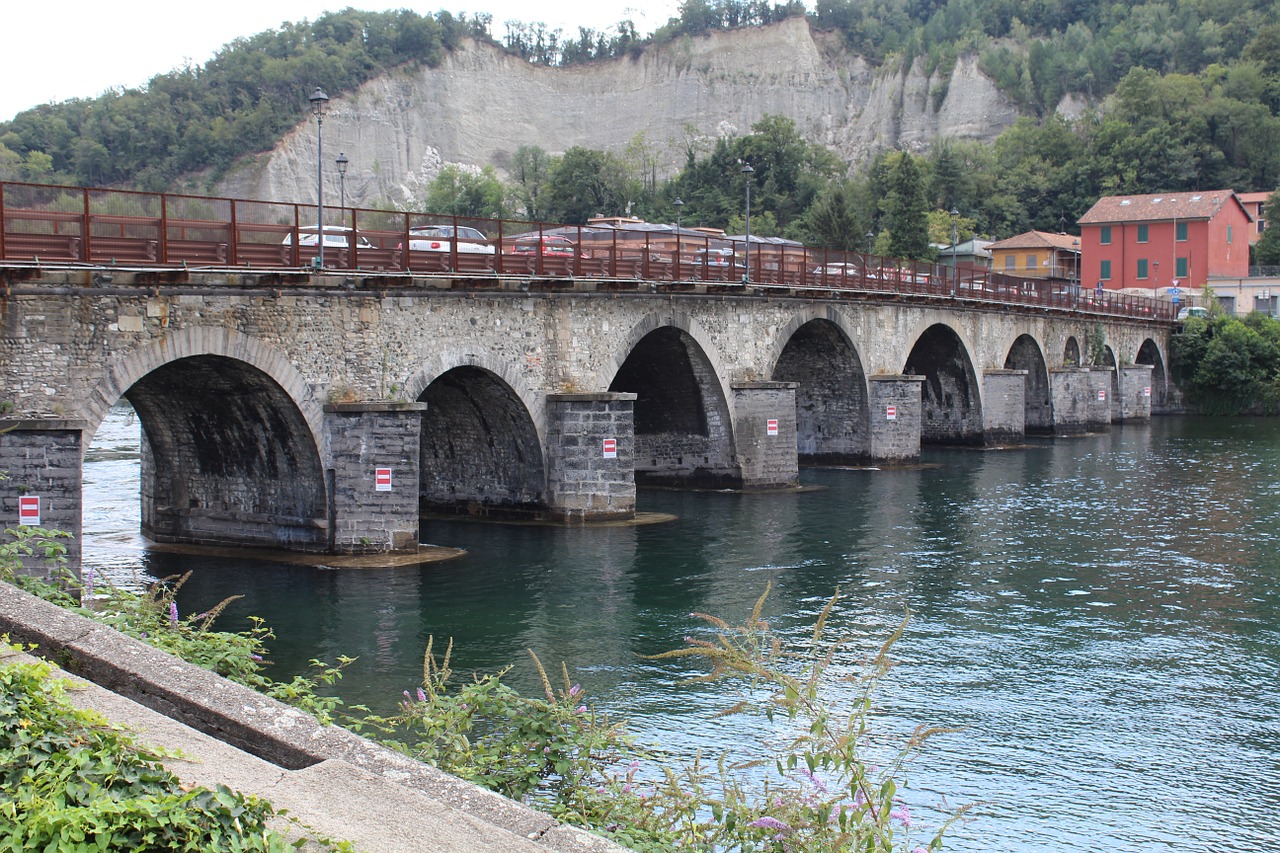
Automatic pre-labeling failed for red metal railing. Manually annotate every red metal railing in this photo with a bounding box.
[0,181,1173,321]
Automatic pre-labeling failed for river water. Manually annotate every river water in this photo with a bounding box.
[82,406,1280,851]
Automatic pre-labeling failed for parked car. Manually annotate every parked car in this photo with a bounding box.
[512,235,581,257]
[402,225,494,254]
[810,262,860,276]
[1177,306,1209,321]
[281,226,373,249]
[692,247,743,268]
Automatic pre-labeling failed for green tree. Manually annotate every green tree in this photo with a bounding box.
[424,165,508,218]
[542,147,630,224]
[1251,191,1280,266]
[882,152,930,260]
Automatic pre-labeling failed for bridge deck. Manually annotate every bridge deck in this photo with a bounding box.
[0,180,1171,321]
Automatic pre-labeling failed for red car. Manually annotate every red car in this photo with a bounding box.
[512,235,581,257]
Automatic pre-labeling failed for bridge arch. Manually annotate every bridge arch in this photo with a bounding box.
[416,365,547,517]
[84,329,329,551]
[904,322,984,445]
[608,318,738,487]
[1063,337,1082,367]
[1136,338,1168,409]
[769,311,870,462]
[85,327,324,445]
[1004,333,1052,432]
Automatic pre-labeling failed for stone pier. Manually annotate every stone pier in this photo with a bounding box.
[982,369,1028,447]
[867,375,925,461]
[544,393,637,521]
[731,382,799,489]
[0,420,85,576]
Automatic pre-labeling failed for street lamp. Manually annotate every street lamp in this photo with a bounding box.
[308,87,330,270]
[1153,260,1160,292]
[673,197,683,230]
[741,164,754,283]
[335,152,349,229]
[865,230,874,255]
[949,207,959,295]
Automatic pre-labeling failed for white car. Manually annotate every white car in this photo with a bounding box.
[404,225,495,254]
[1177,306,1209,321]
[281,226,373,249]
[810,262,859,276]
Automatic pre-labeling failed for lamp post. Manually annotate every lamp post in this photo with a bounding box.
[335,152,349,229]
[865,230,874,255]
[949,207,959,295]
[741,164,753,283]
[673,197,683,230]
[1153,260,1159,293]
[308,88,330,269]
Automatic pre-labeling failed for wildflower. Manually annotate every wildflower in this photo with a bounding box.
[747,816,790,830]
[568,683,581,697]
[622,783,632,794]
[403,690,412,699]
[891,805,913,828]
[168,601,179,628]
[798,767,829,794]
[416,687,427,703]
[249,653,263,661]
[83,568,94,599]
[576,705,587,714]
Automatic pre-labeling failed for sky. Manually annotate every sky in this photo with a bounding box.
[1,0,684,121]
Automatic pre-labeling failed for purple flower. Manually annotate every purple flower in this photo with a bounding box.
[416,687,427,703]
[403,690,412,699]
[798,767,829,794]
[83,568,94,599]
[568,683,582,697]
[576,705,587,714]
[249,653,263,661]
[168,601,179,627]
[891,806,913,828]
[747,816,790,830]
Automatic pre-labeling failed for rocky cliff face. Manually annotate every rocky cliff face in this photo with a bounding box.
[216,18,1018,207]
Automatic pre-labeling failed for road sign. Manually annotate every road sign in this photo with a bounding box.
[18,495,40,526]
[886,405,897,420]
[1144,386,1152,397]
[375,468,392,492]
[766,418,778,436]
[1098,390,1107,401]
[602,438,617,458]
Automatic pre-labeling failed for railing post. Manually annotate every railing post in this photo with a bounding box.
[81,187,91,263]
[159,192,169,265]
[350,209,359,270]
[0,182,7,261]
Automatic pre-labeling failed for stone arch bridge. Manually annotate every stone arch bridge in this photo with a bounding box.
[0,272,1169,569]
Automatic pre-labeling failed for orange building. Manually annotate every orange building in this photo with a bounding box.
[986,231,1081,280]
[1237,191,1271,245]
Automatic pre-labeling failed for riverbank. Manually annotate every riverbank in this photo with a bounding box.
[0,581,624,853]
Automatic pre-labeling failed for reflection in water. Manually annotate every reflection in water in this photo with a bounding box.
[83,407,1280,852]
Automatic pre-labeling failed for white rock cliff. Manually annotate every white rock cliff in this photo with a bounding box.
[216,18,1018,207]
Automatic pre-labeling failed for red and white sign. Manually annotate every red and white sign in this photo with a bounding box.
[18,496,40,526]
[602,438,617,458]
[1144,386,1152,397]
[885,405,897,421]
[375,468,393,492]
[766,418,779,436]
[1097,390,1107,401]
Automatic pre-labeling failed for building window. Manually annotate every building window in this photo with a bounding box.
[1137,224,1149,243]
[1137,258,1149,279]
[1100,260,1112,280]
[1025,254,1036,270]
[1227,225,1233,243]
[1100,226,1112,245]
[1004,255,1015,270]
[1176,256,1188,278]
[1176,221,1188,241]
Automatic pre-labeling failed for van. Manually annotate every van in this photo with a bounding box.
[1177,306,1209,321]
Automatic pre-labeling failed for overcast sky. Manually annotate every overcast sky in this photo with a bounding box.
[1,1,683,121]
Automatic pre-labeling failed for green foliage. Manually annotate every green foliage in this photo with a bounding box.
[884,152,931,260]
[0,649,292,852]
[1254,190,1280,266]
[1172,309,1280,415]
[423,165,509,219]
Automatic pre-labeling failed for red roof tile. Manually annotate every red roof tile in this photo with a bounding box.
[1078,190,1248,224]
[986,230,1081,251]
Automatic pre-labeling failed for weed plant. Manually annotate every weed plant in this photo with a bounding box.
[2,529,962,851]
